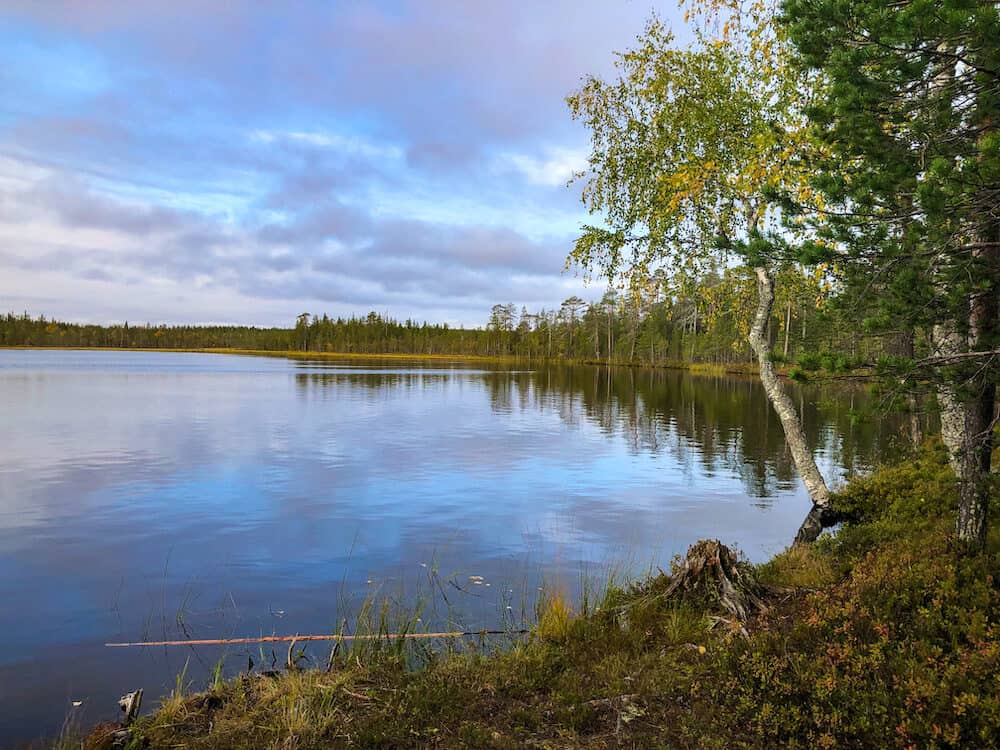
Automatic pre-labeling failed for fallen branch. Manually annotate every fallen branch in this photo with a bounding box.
[106,629,528,648]
[584,693,640,709]
[341,686,375,702]
[916,348,1000,366]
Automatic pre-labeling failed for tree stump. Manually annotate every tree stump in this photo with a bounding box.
[663,539,767,621]
[118,689,142,726]
[81,689,142,750]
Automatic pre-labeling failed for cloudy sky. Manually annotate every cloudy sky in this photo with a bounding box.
[0,1,677,327]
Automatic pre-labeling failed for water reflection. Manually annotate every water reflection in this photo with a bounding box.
[0,351,902,744]
[294,364,901,503]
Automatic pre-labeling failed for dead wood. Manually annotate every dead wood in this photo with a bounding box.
[663,539,768,622]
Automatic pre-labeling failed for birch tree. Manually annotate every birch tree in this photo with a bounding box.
[568,3,836,527]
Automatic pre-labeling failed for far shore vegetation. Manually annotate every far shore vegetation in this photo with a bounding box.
[0,341,770,376]
[0,271,884,376]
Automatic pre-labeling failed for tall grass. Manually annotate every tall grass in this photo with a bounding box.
[687,362,728,376]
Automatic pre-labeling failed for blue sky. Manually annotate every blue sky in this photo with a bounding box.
[0,1,674,327]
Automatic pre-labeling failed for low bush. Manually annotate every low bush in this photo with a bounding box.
[797,350,865,373]
[797,351,822,371]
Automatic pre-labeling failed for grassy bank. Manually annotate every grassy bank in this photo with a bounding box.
[70,444,997,749]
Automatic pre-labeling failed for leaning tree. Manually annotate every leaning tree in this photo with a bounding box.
[568,3,836,536]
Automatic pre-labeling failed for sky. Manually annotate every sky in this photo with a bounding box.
[0,1,676,327]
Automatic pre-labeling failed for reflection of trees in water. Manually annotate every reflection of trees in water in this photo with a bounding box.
[481,366,905,500]
[293,366,905,500]
[294,372,453,400]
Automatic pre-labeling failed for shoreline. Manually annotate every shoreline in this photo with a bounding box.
[0,345,871,381]
[57,445,996,750]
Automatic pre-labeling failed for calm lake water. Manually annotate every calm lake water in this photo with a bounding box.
[0,350,902,743]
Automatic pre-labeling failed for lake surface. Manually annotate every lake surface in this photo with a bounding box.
[0,350,902,743]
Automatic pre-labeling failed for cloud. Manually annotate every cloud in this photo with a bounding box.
[0,1,672,325]
[250,129,403,164]
[0,160,591,325]
[497,147,589,188]
[26,175,193,236]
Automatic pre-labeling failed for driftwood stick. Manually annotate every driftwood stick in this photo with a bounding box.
[106,629,528,648]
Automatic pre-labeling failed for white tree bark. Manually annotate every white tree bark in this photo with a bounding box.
[933,319,996,548]
[932,265,998,548]
[748,266,831,508]
[931,321,967,472]
[924,44,997,549]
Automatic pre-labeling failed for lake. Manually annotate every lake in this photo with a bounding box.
[0,349,901,744]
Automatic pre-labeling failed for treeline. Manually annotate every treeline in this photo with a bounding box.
[0,280,871,368]
[0,314,291,351]
[477,265,882,366]
[1,266,890,366]
[0,311,486,356]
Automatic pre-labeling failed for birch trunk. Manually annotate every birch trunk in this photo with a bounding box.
[933,324,997,549]
[931,280,997,549]
[925,45,997,550]
[900,329,923,448]
[959,235,998,548]
[931,321,967,469]
[748,266,831,510]
[783,301,792,359]
[954,387,995,548]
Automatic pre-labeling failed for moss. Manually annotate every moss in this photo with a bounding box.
[93,448,998,749]
[757,543,837,589]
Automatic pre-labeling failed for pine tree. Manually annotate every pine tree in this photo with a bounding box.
[783,0,1000,549]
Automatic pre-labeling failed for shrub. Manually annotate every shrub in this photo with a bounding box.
[831,442,955,526]
[797,350,864,373]
[797,351,822,370]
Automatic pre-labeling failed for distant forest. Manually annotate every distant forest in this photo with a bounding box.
[2,266,902,368]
